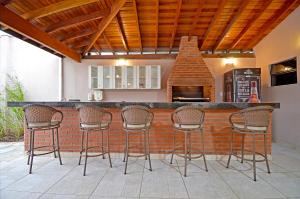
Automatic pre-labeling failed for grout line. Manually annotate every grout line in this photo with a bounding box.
[208,161,241,199]
[138,159,146,199]
[87,159,114,199]
[256,172,291,199]
[1,158,56,191]
[37,159,79,199]
[176,160,191,199]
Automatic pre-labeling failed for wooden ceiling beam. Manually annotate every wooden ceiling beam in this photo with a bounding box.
[0,0,14,5]
[103,33,114,52]
[247,0,299,49]
[188,0,204,40]
[212,0,250,51]
[61,28,95,43]
[132,0,142,52]
[115,14,129,52]
[169,0,182,52]
[83,0,126,55]
[0,4,81,62]
[46,9,109,33]
[83,53,255,59]
[155,0,159,52]
[21,0,99,20]
[200,0,227,49]
[230,0,273,49]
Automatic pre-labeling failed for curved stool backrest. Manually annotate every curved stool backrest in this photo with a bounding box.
[24,104,63,128]
[172,105,205,128]
[121,105,153,128]
[77,105,112,127]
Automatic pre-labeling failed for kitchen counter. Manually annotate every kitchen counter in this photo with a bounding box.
[8,101,280,109]
[8,101,279,155]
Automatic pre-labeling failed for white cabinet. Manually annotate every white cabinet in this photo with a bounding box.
[89,65,160,90]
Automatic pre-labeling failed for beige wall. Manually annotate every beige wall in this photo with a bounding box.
[63,57,255,102]
[254,6,300,148]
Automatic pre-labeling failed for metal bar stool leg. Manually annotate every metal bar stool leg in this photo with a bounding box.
[29,130,35,174]
[107,129,112,168]
[144,131,148,160]
[78,131,84,165]
[101,130,105,159]
[226,131,234,168]
[241,134,245,163]
[27,130,32,165]
[146,130,152,171]
[184,132,188,177]
[252,134,256,181]
[83,131,89,176]
[52,129,57,158]
[201,130,208,172]
[264,134,271,174]
[55,128,63,165]
[170,132,176,164]
[124,131,129,174]
[188,133,192,161]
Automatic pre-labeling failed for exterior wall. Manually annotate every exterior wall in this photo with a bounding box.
[254,6,300,148]
[0,31,61,101]
[24,107,272,155]
[63,57,255,102]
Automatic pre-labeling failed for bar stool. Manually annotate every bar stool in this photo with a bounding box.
[170,105,208,177]
[24,104,63,174]
[121,105,153,174]
[226,106,274,181]
[77,105,112,176]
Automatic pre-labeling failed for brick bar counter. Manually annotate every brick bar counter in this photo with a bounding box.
[8,102,279,155]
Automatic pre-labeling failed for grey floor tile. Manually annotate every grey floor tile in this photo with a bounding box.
[181,162,238,199]
[272,154,300,172]
[0,190,41,199]
[92,159,144,198]
[39,193,90,199]
[220,170,285,199]
[4,158,77,193]
[46,159,108,195]
[258,172,300,198]
[140,160,188,199]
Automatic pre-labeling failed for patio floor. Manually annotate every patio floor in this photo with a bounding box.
[1,142,300,199]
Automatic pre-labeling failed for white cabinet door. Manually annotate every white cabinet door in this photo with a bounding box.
[150,65,161,89]
[89,65,103,89]
[125,66,136,89]
[114,66,123,89]
[137,66,147,89]
[102,66,112,89]
[145,65,161,89]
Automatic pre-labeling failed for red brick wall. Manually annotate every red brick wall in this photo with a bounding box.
[24,107,272,155]
[167,36,215,102]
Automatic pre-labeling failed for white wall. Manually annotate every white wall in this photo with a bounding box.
[254,6,300,148]
[63,57,256,102]
[0,31,61,101]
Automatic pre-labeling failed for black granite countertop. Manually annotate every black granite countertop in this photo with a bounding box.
[7,101,280,109]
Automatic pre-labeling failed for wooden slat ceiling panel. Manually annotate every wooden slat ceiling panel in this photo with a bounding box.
[1,0,299,59]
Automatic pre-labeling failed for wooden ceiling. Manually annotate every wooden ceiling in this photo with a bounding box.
[0,0,300,62]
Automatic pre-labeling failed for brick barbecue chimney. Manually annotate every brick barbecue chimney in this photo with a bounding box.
[167,36,215,102]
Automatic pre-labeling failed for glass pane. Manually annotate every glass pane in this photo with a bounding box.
[115,66,122,88]
[92,78,98,88]
[103,67,111,89]
[151,66,159,88]
[127,66,134,88]
[91,66,98,78]
[139,66,146,88]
